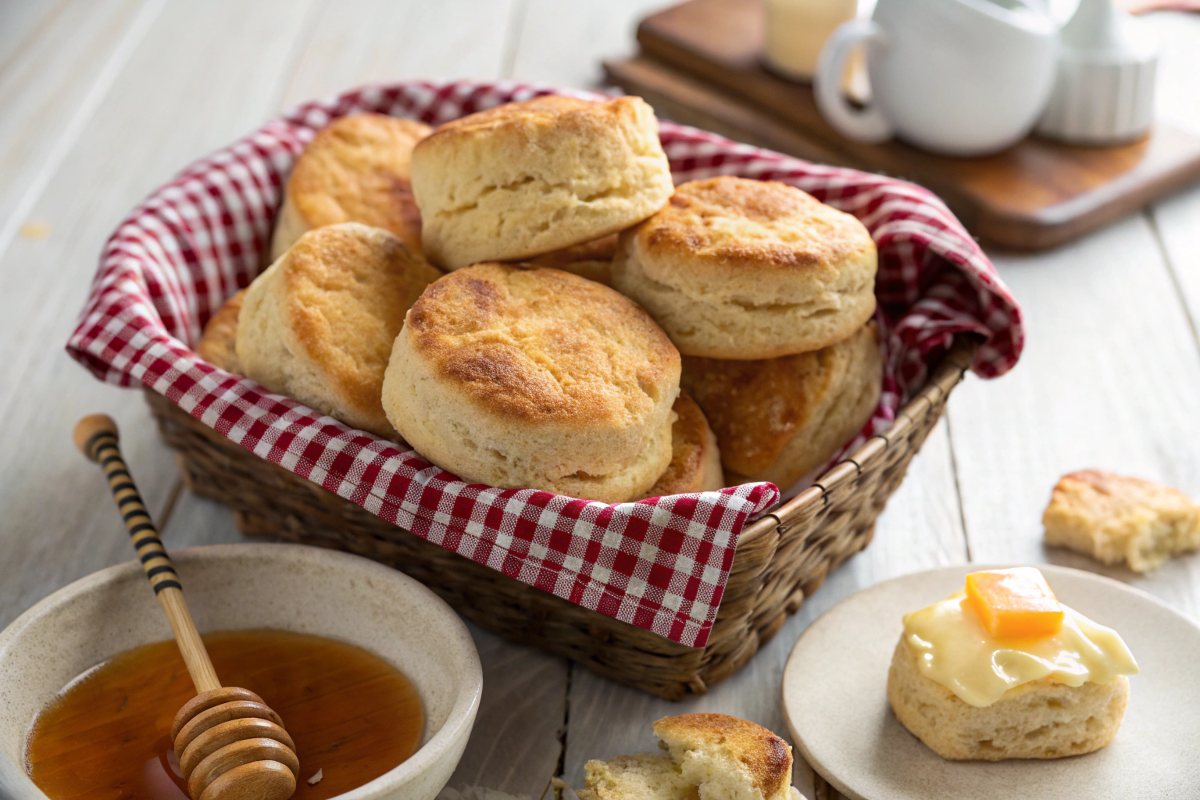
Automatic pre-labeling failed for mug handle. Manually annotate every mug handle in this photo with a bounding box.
[814,19,893,144]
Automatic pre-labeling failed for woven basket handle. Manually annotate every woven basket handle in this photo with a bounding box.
[73,414,221,694]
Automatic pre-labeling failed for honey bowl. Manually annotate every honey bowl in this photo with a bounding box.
[0,544,482,800]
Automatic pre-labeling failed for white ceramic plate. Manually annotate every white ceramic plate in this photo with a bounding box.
[781,564,1200,800]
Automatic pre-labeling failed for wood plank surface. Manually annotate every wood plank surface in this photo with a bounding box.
[280,0,520,109]
[0,0,323,629]
[947,214,1200,618]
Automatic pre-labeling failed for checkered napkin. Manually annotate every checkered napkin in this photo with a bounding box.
[66,80,1022,648]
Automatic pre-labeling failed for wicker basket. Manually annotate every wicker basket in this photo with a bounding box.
[146,336,976,699]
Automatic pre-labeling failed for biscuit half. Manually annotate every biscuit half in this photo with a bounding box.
[654,714,796,800]
[683,321,882,490]
[382,263,680,502]
[271,113,431,261]
[238,223,441,439]
[887,638,1130,761]
[613,176,877,359]
[411,96,674,270]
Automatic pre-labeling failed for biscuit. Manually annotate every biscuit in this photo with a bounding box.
[270,113,431,260]
[576,754,697,800]
[382,263,680,502]
[682,322,881,490]
[238,223,441,439]
[525,233,618,286]
[196,289,246,374]
[1043,470,1200,573]
[612,176,877,359]
[887,638,1129,761]
[654,714,796,800]
[640,393,724,498]
[410,96,673,269]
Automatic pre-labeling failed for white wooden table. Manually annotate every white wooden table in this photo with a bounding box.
[1,2,1198,798]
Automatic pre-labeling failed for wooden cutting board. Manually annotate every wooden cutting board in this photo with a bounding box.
[606,0,1200,251]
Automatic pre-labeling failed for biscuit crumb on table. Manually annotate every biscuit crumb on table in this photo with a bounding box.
[1042,470,1200,573]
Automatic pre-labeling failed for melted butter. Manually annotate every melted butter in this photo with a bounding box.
[902,592,1138,708]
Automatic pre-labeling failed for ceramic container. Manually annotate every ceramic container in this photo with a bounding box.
[0,544,482,800]
[814,0,1059,156]
[1036,0,1158,144]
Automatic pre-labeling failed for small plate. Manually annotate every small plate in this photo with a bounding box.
[781,564,1200,800]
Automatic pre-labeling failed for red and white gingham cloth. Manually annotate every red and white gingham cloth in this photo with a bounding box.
[67,81,1022,647]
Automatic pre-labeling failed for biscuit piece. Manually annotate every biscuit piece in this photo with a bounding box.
[640,393,724,498]
[238,223,440,439]
[576,754,698,800]
[654,714,795,800]
[526,233,619,286]
[613,177,877,359]
[1043,470,1200,573]
[196,289,246,373]
[271,113,431,260]
[887,638,1129,761]
[682,322,881,490]
[382,264,680,502]
[411,96,673,269]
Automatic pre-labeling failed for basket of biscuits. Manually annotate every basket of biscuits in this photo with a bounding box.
[68,81,1022,699]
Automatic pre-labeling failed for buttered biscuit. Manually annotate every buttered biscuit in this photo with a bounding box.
[640,393,724,498]
[238,223,441,439]
[613,177,877,359]
[271,113,431,260]
[888,638,1129,761]
[382,264,680,502]
[196,289,246,374]
[683,322,881,490]
[411,96,673,270]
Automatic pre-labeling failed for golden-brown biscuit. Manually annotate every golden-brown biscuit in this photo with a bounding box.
[525,233,619,286]
[640,393,724,498]
[410,96,673,270]
[1043,470,1200,573]
[196,289,246,373]
[270,113,431,260]
[382,263,680,502]
[887,638,1130,761]
[653,714,796,800]
[576,754,697,800]
[238,223,441,439]
[613,176,877,359]
[682,322,881,490]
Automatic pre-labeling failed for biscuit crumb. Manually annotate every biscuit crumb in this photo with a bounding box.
[307,768,323,785]
[19,221,51,240]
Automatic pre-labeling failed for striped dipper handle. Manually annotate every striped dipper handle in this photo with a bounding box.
[74,414,221,695]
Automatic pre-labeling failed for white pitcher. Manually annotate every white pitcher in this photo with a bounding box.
[814,0,1058,157]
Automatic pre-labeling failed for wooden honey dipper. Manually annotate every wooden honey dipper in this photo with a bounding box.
[75,414,299,800]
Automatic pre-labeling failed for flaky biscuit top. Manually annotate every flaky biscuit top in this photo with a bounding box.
[403,263,680,430]
[287,114,431,251]
[624,176,877,302]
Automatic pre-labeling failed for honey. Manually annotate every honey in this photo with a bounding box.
[24,629,424,800]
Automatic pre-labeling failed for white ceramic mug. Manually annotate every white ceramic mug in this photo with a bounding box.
[814,0,1059,157]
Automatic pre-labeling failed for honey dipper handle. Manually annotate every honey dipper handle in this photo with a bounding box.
[74,414,221,695]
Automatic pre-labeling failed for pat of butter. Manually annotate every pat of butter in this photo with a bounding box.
[902,592,1138,708]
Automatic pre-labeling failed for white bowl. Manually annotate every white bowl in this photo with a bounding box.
[0,544,482,800]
